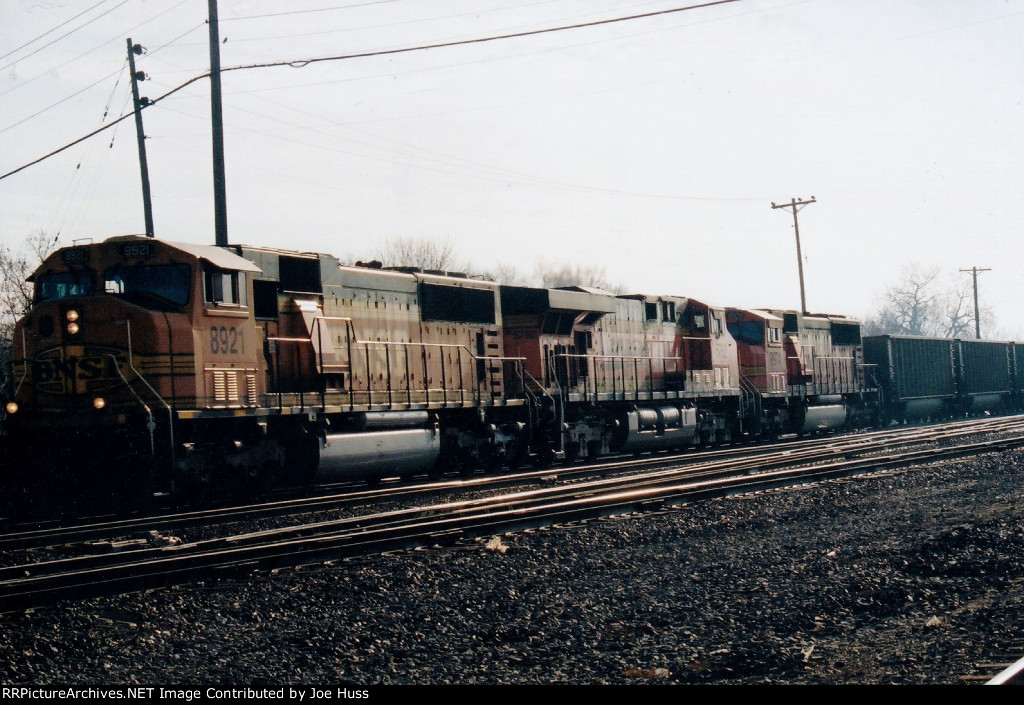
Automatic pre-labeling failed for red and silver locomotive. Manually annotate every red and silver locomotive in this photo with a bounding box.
[13,233,1016,513]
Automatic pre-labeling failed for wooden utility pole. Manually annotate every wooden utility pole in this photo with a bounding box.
[771,196,816,314]
[208,0,228,247]
[959,266,991,339]
[126,38,154,237]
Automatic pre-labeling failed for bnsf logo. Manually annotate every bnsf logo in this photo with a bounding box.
[31,348,127,394]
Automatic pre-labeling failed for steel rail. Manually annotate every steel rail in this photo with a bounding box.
[0,444,853,582]
[2,431,1023,612]
[986,655,1024,685]
[3,414,1024,554]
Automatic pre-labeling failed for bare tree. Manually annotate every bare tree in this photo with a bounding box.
[863,264,994,338]
[373,236,467,272]
[477,261,529,286]
[941,279,980,339]
[534,261,623,293]
[1,230,58,398]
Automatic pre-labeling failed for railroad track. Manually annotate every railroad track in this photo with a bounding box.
[3,415,1024,612]
[960,646,1024,684]
[2,414,1021,556]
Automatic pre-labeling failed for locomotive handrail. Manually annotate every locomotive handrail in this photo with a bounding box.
[308,315,527,404]
[117,320,176,470]
[10,328,29,400]
[267,313,526,411]
[518,366,544,445]
[738,374,762,432]
[346,339,527,405]
[551,352,687,403]
[554,353,685,362]
[105,353,157,455]
[265,336,313,411]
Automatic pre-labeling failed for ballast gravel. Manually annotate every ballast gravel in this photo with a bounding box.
[2,449,1023,685]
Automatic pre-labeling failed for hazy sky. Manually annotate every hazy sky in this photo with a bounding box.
[2,0,1023,334]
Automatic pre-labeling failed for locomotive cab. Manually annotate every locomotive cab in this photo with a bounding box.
[724,308,787,396]
[10,236,266,420]
[762,309,869,433]
[5,235,267,508]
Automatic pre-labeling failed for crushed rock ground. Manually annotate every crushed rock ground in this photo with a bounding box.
[2,449,1023,685]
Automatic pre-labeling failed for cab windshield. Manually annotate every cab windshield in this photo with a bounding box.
[35,270,95,302]
[726,320,765,347]
[104,264,191,308]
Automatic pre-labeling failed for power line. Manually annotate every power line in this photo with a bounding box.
[0,0,741,182]
[220,0,740,73]
[222,0,405,22]
[0,0,192,100]
[209,0,574,47]
[0,0,114,63]
[1,74,207,181]
[0,68,125,136]
[0,0,133,73]
[0,18,202,136]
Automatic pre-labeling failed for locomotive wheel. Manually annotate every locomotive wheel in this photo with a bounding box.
[427,460,445,481]
[563,441,580,465]
[243,459,280,499]
[531,445,556,468]
[457,449,477,478]
[510,442,531,470]
[285,429,320,484]
[479,445,503,474]
[185,451,228,508]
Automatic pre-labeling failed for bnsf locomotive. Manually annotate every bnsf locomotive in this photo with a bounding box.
[2,235,1021,510]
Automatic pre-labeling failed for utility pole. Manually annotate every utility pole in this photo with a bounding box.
[771,196,816,315]
[959,266,991,339]
[208,0,228,247]
[126,38,154,237]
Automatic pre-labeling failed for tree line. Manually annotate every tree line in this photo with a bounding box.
[860,264,995,339]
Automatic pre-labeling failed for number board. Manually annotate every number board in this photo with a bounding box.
[119,241,155,258]
[60,248,90,264]
[209,325,245,355]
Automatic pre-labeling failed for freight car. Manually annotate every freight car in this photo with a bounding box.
[0,233,1009,514]
[862,335,1019,421]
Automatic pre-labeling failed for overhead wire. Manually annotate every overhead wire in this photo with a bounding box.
[221,0,739,72]
[1,73,207,181]
[0,0,133,73]
[222,0,406,22]
[51,60,133,237]
[1,0,741,182]
[0,0,112,62]
[0,0,192,100]
[201,0,568,47]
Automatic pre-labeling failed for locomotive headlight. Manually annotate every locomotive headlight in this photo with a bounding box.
[93,397,106,410]
[5,402,17,415]
[66,310,79,322]
[67,322,80,335]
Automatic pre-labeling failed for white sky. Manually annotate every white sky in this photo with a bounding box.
[2,0,1023,334]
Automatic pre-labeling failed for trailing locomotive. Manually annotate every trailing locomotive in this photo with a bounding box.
[1,234,1019,512]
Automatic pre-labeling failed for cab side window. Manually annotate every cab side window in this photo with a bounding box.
[204,265,246,306]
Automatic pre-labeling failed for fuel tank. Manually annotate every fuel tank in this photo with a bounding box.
[798,404,847,434]
[318,428,440,481]
[614,406,698,452]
